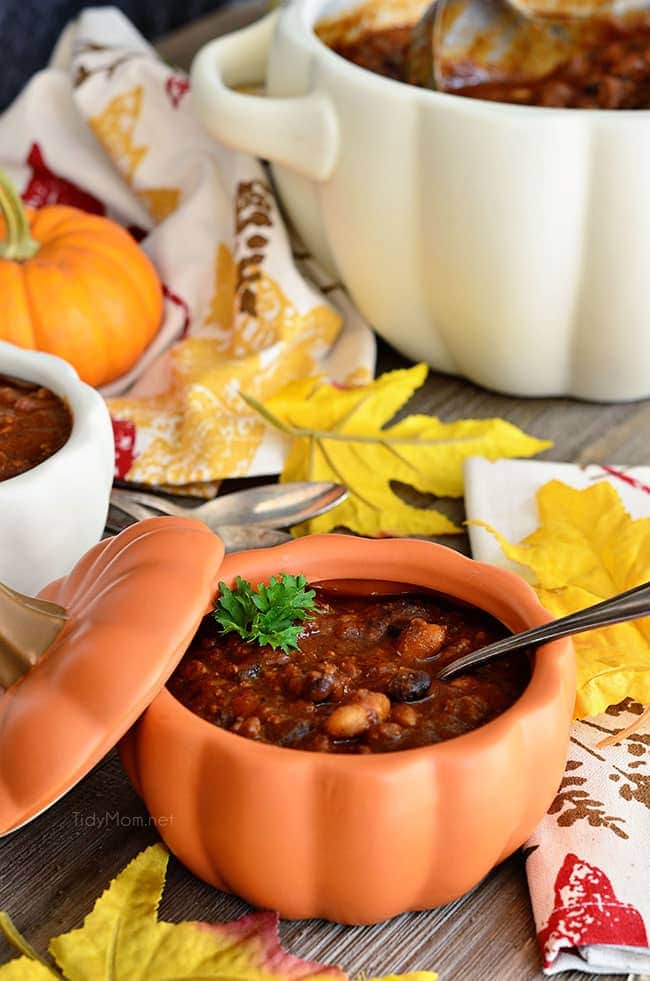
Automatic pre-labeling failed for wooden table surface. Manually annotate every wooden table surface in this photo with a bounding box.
[2,8,649,980]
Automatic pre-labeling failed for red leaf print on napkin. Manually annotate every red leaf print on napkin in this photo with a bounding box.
[163,284,192,337]
[538,853,648,967]
[112,418,137,479]
[600,466,650,496]
[22,143,106,214]
[165,74,190,108]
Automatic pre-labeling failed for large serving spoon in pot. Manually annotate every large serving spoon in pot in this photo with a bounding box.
[437,580,650,679]
[407,0,647,94]
[407,0,573,91]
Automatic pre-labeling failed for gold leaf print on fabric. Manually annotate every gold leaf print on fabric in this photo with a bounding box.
[139,187,181,222]
[109,255,341,486]
[343,366,373,387]
[107,177,344,487]
[89,85,147,180]
[203,243,237,333]
[109,376,266,486]
[204,243,341,358]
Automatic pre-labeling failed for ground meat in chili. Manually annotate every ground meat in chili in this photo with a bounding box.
[0,374,72,481]
[320,14,650,109]
[327,24,412,81]
[168,585,531,753]
[456,20,650,109]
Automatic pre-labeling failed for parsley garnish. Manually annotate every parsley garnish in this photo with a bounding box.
[213,573,320,652]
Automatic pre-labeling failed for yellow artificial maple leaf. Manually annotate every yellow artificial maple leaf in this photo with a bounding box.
[0,846,436,981]
[242,365,551,537]
[471,480,650,718]
[0,914,53,980]
[0,964,52,980]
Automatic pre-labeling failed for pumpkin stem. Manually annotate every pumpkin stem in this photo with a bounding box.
[0,167,41,260]
[0,581,68,688]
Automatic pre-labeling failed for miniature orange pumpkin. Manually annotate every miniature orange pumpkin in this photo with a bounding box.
[0,168,163,387]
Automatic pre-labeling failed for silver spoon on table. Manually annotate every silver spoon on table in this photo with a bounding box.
[437,580,650,679]
[107,481,347,550]
[110,481,346,532]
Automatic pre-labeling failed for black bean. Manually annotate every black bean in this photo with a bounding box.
[387,667,431,702]
[302,671,342,703]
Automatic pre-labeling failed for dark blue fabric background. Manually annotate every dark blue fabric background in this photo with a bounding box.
[0,1,224,109]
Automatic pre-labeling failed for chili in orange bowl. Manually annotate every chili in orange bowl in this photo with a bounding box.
[169,584,531,753]
[120,534,575,924]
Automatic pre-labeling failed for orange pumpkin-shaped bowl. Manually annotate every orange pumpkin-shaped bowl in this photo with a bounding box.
[120,534,576,925]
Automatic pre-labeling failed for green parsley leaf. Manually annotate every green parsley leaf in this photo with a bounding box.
[212,573,320,652]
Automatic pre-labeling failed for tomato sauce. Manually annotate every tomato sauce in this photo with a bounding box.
[169,585,530,753]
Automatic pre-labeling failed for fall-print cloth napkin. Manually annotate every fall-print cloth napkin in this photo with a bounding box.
[465,458,650,976]
[0,6,375,488]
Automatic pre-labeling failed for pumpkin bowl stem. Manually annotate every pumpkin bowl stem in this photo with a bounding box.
[0,582,67,688]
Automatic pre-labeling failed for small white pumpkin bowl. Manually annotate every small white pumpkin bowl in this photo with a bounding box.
[0,341,114,594]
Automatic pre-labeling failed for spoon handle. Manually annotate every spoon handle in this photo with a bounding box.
[437,580,650,680]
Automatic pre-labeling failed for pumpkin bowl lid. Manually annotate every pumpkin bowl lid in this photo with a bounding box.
[0,517,224,835]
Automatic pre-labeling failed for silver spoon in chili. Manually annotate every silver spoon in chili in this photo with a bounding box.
[436,579,650,680]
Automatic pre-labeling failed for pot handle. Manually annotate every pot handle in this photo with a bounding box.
[191,11,339,182]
